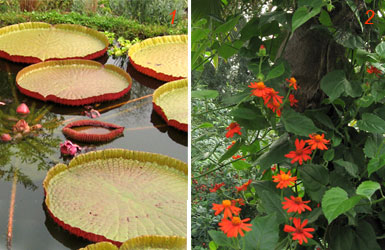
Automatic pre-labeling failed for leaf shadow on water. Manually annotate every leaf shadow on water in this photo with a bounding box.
[150,111,187,147]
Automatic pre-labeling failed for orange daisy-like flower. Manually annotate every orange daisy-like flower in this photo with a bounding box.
[232,155,245,160]
[231,198,245,206]
[286,77,298,90]
[267,102,282,117]
[212,200,241,219]
[305,134,330,150]
[367,65,382,77]
[248,82,271,97]
[284,218,315,245]
[227,141,236,150]
[289,94,299,107]
[284,139,312,165]
[272,170,297,189]
[282,196,312,214]
[210,182,225,193]
[219,216,252,238]
[226,122,242,138]
[235,179,252,192]
[263,88,283,106]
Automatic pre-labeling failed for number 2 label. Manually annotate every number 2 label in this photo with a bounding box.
[365,10,375,24]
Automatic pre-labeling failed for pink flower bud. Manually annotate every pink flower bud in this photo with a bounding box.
[13,119,30,134]
[1,133,12,142]
[31,124,42,130]
[16,103,30,115]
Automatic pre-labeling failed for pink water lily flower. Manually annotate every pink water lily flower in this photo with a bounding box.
[60,140,81,156]
[84,109,101,118]
[1,133,12,142]
[13,119,30,134]
[16,103,30,115]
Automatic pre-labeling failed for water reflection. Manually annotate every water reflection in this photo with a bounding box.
[126,62,165,89]
[150,111,187,147]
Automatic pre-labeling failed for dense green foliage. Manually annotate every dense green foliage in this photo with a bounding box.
[0,10,186,40]
[192,0,385,249]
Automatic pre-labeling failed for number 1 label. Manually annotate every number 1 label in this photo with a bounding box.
[170,10,176,24]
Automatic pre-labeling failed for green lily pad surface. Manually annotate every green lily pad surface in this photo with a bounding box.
[0,22,108,63]
[43,149,187,245]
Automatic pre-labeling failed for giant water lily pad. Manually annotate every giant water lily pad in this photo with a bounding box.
[62,120,124,143]
[153,79,187,132]
[43,149,187,245]
[128,35,187,81]
[0,22,108,63]
[16,59,132,105]
[79,236,186,250]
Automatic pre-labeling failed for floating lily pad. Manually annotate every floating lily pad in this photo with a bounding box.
[0,22,108,63]
[79,236,186,250]
[16,59,132,105]
[128,35,187,81]
[153,79,187,132]
[43,149,187,246]
[62,120,124,143]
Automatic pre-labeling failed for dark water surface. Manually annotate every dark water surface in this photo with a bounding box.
[0,54,187,250]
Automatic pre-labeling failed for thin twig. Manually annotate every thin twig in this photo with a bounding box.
[7,170,18,250]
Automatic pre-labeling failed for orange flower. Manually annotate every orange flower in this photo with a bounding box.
[284,139,312,165]
[263,88,283,106]
[289,94,299,107]
[284,218,315,245]
[367,65,382,77]
[282,196,312,214]
[272,170,297,189]
[286,77,298,90]
[235,179,252,192]
[210,183,225,193]
[267,102,282,117]
[227,141,236,150]
[219,216,252,238]
[248,82,271,97]
[231,198,245,206]
[232,155,246,161]
[212,200,241,219]
[305,134,330,150]
[226,122,242,138]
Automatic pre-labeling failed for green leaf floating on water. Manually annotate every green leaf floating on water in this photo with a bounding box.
[78,236,187,249]
[16,59,132,106]
[0,22,108,63]
[43,149,187,245]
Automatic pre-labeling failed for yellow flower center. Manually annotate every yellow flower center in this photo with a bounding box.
[280,173,291,181]
[256,82,265,89]
[314,134,322,141]
[231,217,241,225]
[289,77,296,83]
[222,200,231,207]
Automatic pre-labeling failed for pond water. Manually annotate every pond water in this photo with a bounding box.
[0,54,187,250]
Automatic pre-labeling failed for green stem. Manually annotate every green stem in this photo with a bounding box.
[309,149,317,164]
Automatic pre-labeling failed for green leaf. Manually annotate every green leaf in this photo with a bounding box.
[257,133,290,171]
[320,70,351,101]
[292,6,321,33]
[219,140,241,163]
[209,241,218,250]
[281,108,319,136]
[218,43,239,59]
[265,63,285,81]
[357,113,385,134]
[232,160,251,170]
[367,154,385,176]
[375,42,385,59]
[242,214,279,250]
[197,122,214,129]
[355,95,374,108]
[319,9,333,27]
[364,134,385,158]
[300,164,329,202]
[208,230,233,248]
[230,106,262,120]
[323,149,335,161]
[233,106,269,131]
[191,90,219,99]
[258,191,287,224]
[322,187,362,224]
[214,16,241,34]
[334,159,358,178]
[356,181,381,200]
[192,28,210,42]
